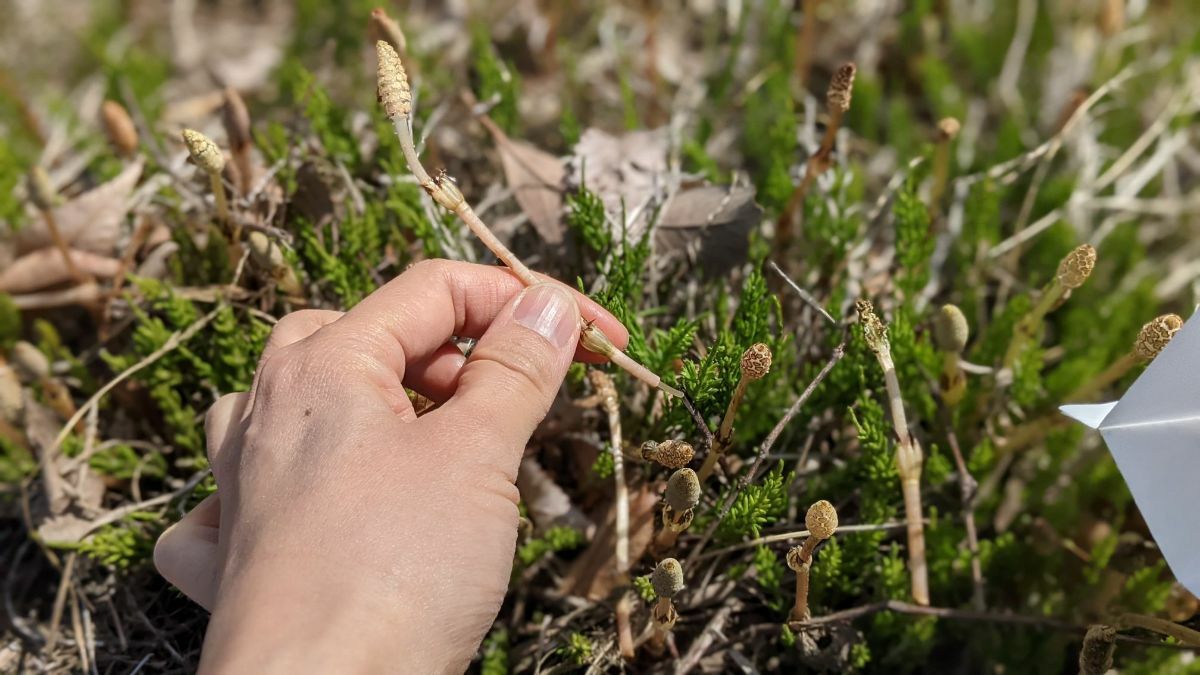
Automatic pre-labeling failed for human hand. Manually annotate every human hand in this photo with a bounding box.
[152,259,627,673]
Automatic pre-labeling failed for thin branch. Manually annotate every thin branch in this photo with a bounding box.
[944,424,985,610]
[693,521,908,562]
[791,600,1200,650]
[768,261,836,326]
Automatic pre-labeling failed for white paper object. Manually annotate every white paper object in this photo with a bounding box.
[1061,312,1200,596]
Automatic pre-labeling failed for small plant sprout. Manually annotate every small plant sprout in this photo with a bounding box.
[777,62,857,248]
[27,166,84,283]
[247,232,303,297]
[374,40,681,398]
[786,499,838,623]
[652,468,700,555]
[933,304,970,406]
[368,6,408,56]
[1003,243,1096,374]
[221,88,253,196]
[647,558,684,655]
[698,342,773,482]
[857,299,929,606]
[1078,624,1116,675]
[181,128,231,231]
[0,362,22,427]
[1067,313,1183,401]
[640,439,695,469]
[930,117,960,209]
[100,100,138,158]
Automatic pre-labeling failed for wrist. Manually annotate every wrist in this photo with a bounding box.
[200,555,449,674]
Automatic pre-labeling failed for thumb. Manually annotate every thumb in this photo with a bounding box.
[431,282,580,453]
[154,493,222,610]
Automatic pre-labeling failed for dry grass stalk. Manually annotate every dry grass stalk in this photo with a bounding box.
[776,62,856,250]
[1118,613,1200,647]
[793,0,820,87]
[587,371,629,576]
[858,299,929,606]
[698,342,772,482]
[27,167,85,284]
[786,500,838,623]
[221,88,253,196]
[369,7,408,57]
[929,117,960,211]
[374,40,681,398]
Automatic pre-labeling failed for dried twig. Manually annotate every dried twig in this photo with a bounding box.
[793,600,1200,650]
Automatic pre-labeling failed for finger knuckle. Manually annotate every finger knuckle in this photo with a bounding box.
[466,347,549,401]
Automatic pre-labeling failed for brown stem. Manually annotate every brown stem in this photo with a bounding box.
[1119,613,1200,647]
[615,592,636,661]
[652,523,681,557]
[794,0,820,87]
[1066,352,1138,402]
[39,209,85,283]
[647,597,676,656]
[1003,278,1065,373]
[901,477,930,606]
[789,558,812,623]
[944,424,984,609]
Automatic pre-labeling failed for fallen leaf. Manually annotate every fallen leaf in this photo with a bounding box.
[560,484,659,600]
[516,455,592,535]
[24,399,104,526]
[11,283,104,311]
[655,185,761,275]
[0,248,122,294]
[565,127,669,244]
[479,115,565,244]
[15,158,144,255]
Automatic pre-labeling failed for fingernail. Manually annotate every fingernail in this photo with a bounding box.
[514,284,578,348]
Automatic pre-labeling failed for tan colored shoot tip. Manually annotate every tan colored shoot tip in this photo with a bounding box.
[181,129,224,174]
[376,40,411,120]
[827,62,857,113]
[1134,313,1182,361]
[1056,244,1096,290]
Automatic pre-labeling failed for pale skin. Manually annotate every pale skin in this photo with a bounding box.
[152,259,628,673]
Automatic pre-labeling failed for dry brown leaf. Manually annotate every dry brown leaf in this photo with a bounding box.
[0,248,122,294]
[565,127,670,244]
[15,158,144,255]
[655,185,761,274]
[24,400,104,524]
[560,485,659,600]
[479,115,565,244]
[516,456,592,535]
[11,283,104,311]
